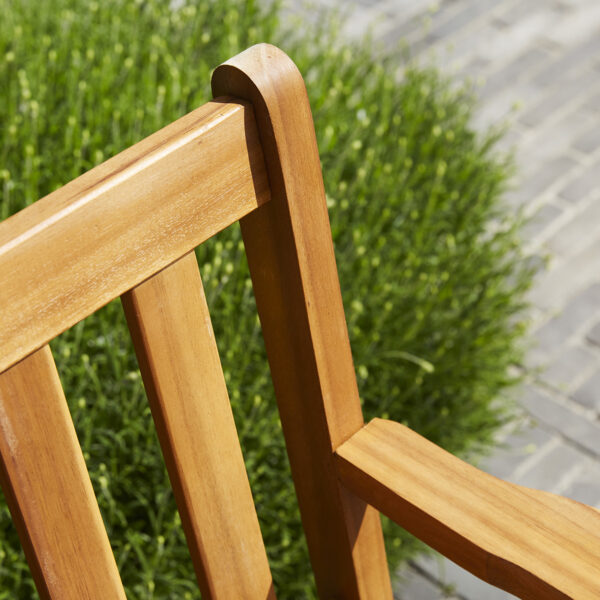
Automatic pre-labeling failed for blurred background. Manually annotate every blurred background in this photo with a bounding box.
[284,0,600,597]
[1,0,599,598]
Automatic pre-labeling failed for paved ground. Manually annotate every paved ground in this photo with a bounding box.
[285,0,600,597]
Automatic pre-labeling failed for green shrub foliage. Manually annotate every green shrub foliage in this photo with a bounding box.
[0,0,532,597]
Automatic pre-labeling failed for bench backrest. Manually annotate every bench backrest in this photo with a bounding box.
[0,44,392,599]
[2,43,600,600]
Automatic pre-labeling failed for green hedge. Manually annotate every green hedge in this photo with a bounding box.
[0,0,532,597]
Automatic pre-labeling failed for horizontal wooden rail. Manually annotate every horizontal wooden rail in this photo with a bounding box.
[0,99,269,374]
[335,418,600,600]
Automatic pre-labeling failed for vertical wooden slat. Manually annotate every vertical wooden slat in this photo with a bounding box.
[121,251,275,600]
[0,345,125,600]
[212,44,393,599]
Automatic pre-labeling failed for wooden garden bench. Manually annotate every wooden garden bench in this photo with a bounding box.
[0,44,599,599]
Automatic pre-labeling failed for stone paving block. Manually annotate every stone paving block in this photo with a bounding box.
[558,159,600,203]
[456,56,490,82]
[434,22,498,73]
[511,155,577,206]
[394,566,450,600]
[523,253,547,278]
[558,0,600,7]
[571,122,600,153]
[572,367,600,410]
[587,320,600,347]
[478,10,561,66]
[563,460,600,507]
[494,125,525,154]
[520,384,600,455]
[341,0,424,38]
[433,5,559,75]
[352,0,385,6]
[540,4,600,47]
[414,554,517,600]
[519,69,596,127]
[519,109,593,164]
[380,1,456,51]
[582,88,600,112]
[493,0,546,28]
[398,0,505,59]
[425,0,498,43]
[513,438,586,491]
[534,24,598,86]
[472,91,525,133]
[376,0,424,20]
[528,241,600,311]
[522,200,563,239]
[546,195,600,257]
[479,46,554,101]
[438,561,517,600]
[541,343,598,392]
[531,283,600,353]
[479,423,554,480]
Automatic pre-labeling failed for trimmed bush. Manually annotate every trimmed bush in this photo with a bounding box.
[0,0,532,597]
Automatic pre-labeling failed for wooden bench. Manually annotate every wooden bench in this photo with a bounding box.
[0,43,599,600]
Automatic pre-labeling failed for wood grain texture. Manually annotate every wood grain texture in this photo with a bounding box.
[121,252,274,600]
[122,252,275,600]
[0,345,125,600]
[0,100,269,375]
[212,44,392,599]
[335,418,600,600]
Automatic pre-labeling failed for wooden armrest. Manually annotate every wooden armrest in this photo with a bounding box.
[335,418,600,600]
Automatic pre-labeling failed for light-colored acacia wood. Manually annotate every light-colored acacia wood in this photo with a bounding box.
[3,42,598,600]
[335,418,600,600]
[0,100,269,375]
[121,251,274,600]
[0,345,125,600]
[212,44,393,599]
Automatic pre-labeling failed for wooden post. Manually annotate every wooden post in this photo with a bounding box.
[212,44,393,599]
